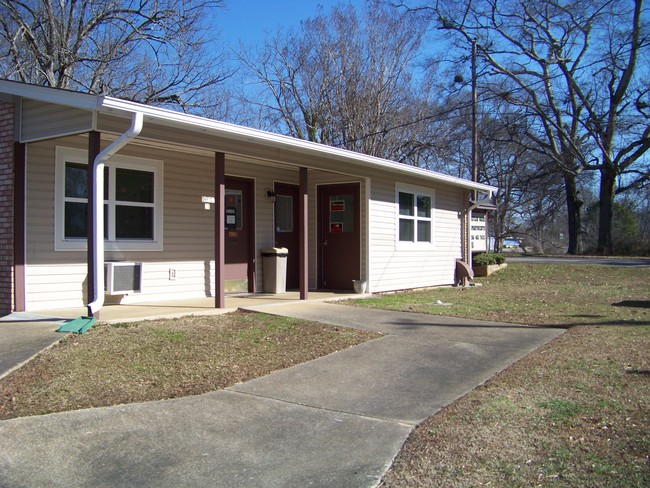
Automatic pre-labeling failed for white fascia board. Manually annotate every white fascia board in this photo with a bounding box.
[0,80,496,193]
[0,79,101,110]
[98,97,497,194]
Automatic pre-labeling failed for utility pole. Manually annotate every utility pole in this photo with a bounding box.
[471,39,478,200]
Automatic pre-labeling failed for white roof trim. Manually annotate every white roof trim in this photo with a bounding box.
[1,79,497,193]
[0,79,100,110]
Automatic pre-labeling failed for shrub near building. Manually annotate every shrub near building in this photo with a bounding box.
[473,253,507,277]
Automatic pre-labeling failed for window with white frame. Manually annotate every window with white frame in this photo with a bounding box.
[55,147,163,251]
[396,184,434,246]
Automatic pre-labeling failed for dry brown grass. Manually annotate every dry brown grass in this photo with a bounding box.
[354,263,648,328]
[381,324,650,487]
[369,264,650,487]
[0,311,379,420]
[2,263,648,486]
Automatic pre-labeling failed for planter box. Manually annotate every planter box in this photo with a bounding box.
[473,262,508,277]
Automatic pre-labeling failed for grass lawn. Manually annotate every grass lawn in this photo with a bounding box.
[367,264,649,487]
[0,311,379,420]
[353,263,647,328]
[1,263,647,486]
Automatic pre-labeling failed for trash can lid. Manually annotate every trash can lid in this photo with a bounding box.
[261,247,288,257]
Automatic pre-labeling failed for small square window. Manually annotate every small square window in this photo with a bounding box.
[417,221,431,242]
[396,186,434,246]
[417,195,431,218]
[399,192,414,216]
[116,168,154,203]
[399,219,414,241]
[116,206,154,239]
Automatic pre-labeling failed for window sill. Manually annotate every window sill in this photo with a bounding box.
[55,240,163,252]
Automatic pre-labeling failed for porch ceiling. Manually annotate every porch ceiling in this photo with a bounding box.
[1,79,497,194]
[96,97,497,194]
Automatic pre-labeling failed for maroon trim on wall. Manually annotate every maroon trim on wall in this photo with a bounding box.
[215,152,225,308]
[13,142,26,312]
[299,167,308,300]
[246,179,256,293]
[87,131,100,309]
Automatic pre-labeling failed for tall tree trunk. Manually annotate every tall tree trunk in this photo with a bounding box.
[564,173,583,254]
[597,164,617,255]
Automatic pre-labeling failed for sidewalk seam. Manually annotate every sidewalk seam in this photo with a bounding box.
[224,387,417,428]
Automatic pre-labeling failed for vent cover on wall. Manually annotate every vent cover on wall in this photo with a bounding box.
[105,262,142,295]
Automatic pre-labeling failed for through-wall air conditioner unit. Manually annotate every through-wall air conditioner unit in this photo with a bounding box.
[105,262,142,295]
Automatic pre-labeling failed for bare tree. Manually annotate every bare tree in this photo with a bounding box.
[237,0,433,162]
[407,0,650,254]
[571,0,650,253]
[0,0,232,114]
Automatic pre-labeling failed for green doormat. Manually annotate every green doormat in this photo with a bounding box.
[56,316,97,334]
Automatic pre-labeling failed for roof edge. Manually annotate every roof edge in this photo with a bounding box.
[99,97,497,193]
[0,79,100,110]
[0,80,497,193]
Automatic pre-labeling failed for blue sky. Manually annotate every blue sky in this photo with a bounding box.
[217,1,366,48]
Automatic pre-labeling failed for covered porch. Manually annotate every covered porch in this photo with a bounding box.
[11,90,371,316]
[2,80,496,317]
[28,291,366,324]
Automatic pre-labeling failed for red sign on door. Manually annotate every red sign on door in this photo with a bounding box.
[330,222,343,233]
[330,201,345,212]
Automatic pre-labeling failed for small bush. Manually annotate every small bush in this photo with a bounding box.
[473,252,506,266]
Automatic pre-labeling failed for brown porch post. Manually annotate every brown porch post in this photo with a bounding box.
[87,131,101,312]
[13,142,26,312]
[215,152,226,308]
[299,167,308,300]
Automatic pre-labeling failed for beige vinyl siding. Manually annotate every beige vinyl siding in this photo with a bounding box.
[24,264,87,310]
[368,175,463,293]
[23,136,304,310]
[21,100,93,142]
[23,130,463,311]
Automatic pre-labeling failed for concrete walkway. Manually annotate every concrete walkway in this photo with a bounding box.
[0,302,564,487]
[0,313,69,380]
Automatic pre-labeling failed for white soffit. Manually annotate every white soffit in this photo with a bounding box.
[0,80,496,193]
[99,97,497,193]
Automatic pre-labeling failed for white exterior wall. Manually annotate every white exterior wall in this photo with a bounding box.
[23,135,465,311]
[368,175,463,293]
[23,137,297,310]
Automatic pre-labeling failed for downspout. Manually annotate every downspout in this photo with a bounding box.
[87,112,143,316]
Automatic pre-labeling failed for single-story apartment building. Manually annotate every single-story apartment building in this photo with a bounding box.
[0,80,496,316]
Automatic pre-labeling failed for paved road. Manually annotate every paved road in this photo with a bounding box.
[506,255,650,267]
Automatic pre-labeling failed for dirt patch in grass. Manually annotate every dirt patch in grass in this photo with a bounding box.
[0,311,379,420]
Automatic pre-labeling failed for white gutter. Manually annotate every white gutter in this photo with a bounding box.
[87,112,143,316]
[97,97,498,194]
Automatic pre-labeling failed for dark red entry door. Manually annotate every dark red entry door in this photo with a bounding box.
[224,177,255,292]
[274,183,300,289]
[318,183,360,290]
